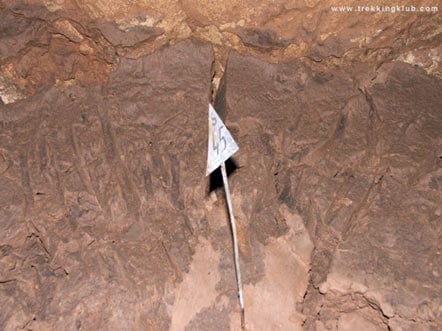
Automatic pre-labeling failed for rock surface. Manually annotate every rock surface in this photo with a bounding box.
[222,51,441,330]
[0,0,441,103]
[0,39,315,330]
[0,1,441,331]
[2,0,440,63]
[0,40,214,330]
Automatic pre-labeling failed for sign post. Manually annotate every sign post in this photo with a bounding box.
[206,104,245,328]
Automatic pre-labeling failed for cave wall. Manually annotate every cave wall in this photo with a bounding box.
[1,0,441,104]
[0,1,441,330]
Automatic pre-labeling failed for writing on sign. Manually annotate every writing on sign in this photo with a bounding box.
[206,104,239,176]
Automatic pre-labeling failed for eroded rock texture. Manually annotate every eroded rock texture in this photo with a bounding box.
[0,40,211,330]
[0,0,441,104]
[2,0,441,63]
[0,1,441,331]
[223,52,442,330]
[0,39,314,330]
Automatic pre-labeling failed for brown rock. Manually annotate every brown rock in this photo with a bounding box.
[338,311,385,331]
[318,63,442,329]
[222,50,442,330]
[94,20,164,48]
[0,40,213,330]
[0,1,441,329]
[2,0,440,66]
[52,19,84,43]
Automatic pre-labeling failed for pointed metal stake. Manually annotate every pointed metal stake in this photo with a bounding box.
[220,162,245,329]
[206,103,245,328]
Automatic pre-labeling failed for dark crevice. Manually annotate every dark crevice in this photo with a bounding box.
[208,157,238,193]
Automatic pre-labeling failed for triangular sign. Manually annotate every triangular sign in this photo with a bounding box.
[206,104,239,176]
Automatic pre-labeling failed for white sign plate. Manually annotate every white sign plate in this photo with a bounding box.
[206,104,239,176]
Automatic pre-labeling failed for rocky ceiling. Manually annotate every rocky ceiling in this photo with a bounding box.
[0,1,441,331]
[0,0,441,103]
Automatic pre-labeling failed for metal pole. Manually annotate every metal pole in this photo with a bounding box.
[220,162,245,329]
